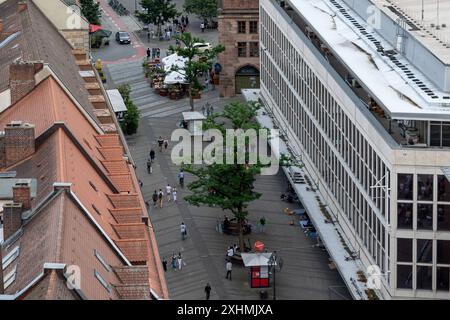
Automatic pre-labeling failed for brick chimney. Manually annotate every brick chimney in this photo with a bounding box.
[0,121,35,168]
[18,1,28,13]
[2,202,23,241]
[9,61,44,105]
[13,181,31,211]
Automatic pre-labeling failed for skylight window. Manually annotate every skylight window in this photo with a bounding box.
[2,246,20,270]
[94,269,111,293]
[94,249,111,273]
[3,265,17,290]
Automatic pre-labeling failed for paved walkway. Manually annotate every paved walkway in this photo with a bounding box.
[101,0,351,300]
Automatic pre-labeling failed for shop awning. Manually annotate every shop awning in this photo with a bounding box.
[241,253,275,267]
[107,89,127,113]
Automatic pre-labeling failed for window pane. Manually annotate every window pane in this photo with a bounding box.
[430,123,441,147]
[398,174,413,200]
[443,124,450,147]
[417,266,433,290]
[397,203,413,229]
[417,203,433,230]
[437,240,450,264]
[417,239,433,263]
[437,205,450,231]
[397,238,412,262]
[438,175,450,202]
[249,21,258,34]
[238,21,246,33]
[397,265,413,289]
[437,267,449,291]
[417,174,433,201]
[237,42,247,57]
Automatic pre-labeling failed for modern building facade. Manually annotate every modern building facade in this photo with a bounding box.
[218,0,260,97]
[260,0,450,299]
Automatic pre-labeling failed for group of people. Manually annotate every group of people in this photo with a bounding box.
[201,102,214,117]
[162,252,185,272]
[152,184,178,208]
[157,136,169,152]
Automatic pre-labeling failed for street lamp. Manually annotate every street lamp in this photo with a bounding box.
[268,252,277,300]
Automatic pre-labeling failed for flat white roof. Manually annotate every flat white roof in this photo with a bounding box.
[376,0,450,64]
[289,0,450,120]
[106,89,127,113]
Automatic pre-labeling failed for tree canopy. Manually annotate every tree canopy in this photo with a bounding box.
[136,0,178,27]
[168,32,225,110]
[183,0,218,22]
[80,0,101,25]
[183,102,268,250]
[118,85,140,135]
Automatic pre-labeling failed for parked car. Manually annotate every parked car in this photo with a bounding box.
[115,31,131,44]
[193,42,212,53]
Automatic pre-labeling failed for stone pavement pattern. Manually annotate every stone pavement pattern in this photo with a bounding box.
[97,0,351,300]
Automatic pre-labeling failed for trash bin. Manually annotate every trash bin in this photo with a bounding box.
[259,290,268,300]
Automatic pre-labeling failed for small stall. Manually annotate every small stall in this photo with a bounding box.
[241,252,274,288]
[106,89,127,121]
[182,112,206,136]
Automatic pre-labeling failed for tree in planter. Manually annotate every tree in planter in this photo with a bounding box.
[168,32,224,111]
[184,0,218,24]
[136,0,178,38]
[80,0,101,25]
[182,102,270,251]
[118,85,140,134]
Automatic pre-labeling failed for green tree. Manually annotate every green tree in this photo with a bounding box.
[183,102,268,251]
[184,0,218,23]
[118,85,140,135]
[80,0,101,25]
[136,0,178,37]
[168,32,224,111]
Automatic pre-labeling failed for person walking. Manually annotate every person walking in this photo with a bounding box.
[152,190,158,207]
[157,136,164,152]
[158,189,164,208]
[166,184,172,202]
[150,149,156,162]
[202,104,207,116]
[180,222,187,240]
[178,170,185,187]
[164,139,169,151]
[171,253,177,270]
[208,104,214,116]
[204,283,211,300]
[162,258,167,272]
[200,22,205,33]
[172,188,178,202]
[177,253,184,270]
[259,216,267,233]
[147,158,152,174]
[147,48,151,60]
[225,260,232,280]
[227,246,234,258]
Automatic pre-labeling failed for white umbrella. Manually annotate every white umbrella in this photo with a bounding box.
[164,70,187,84]
[162,53,187,72]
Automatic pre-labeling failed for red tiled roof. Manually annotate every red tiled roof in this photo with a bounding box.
[113,223,147,240]
[110,208,143,224]
[115,240,149,264]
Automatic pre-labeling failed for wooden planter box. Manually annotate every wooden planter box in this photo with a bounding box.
[159,89,168,97]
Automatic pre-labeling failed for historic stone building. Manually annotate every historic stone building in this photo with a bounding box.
[218,0,260,97]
